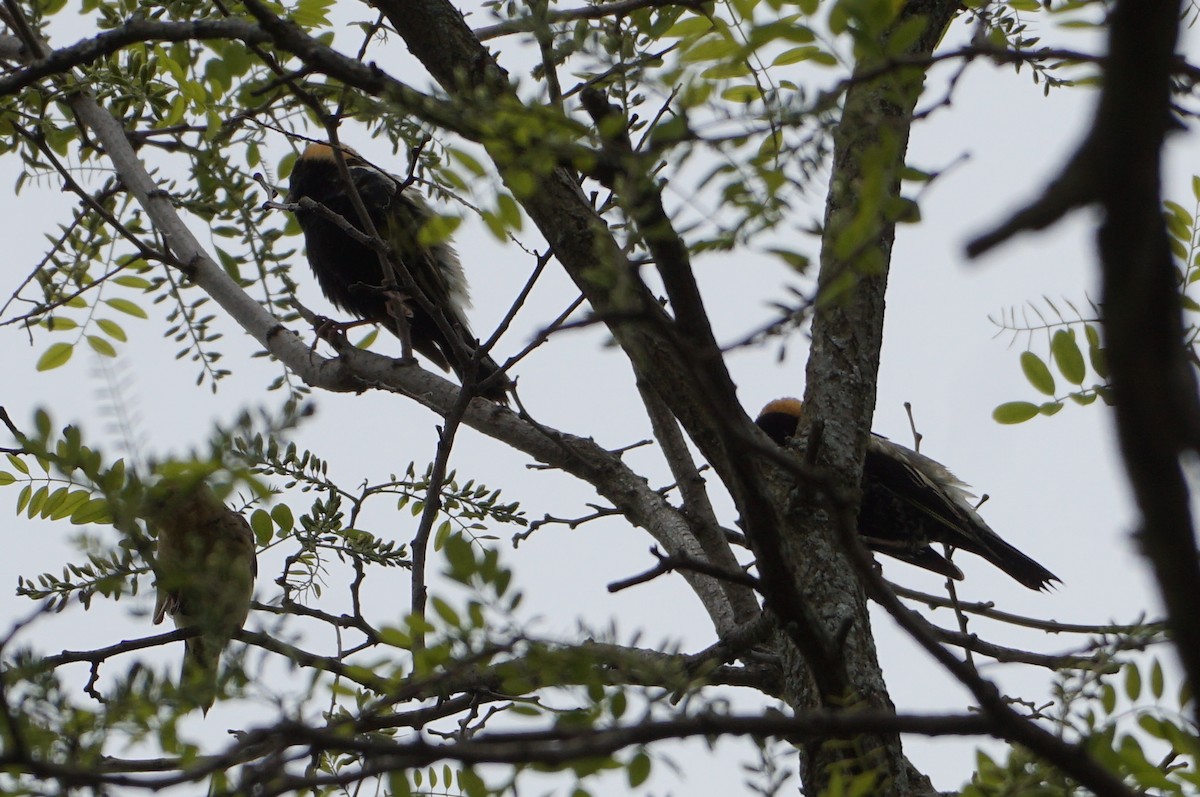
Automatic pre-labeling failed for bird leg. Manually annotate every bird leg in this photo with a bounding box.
[344,281,418,363]
[381,288,416,363]
[311,314,375,351]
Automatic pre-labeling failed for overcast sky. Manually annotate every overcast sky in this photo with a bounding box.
[0,4,1192,794]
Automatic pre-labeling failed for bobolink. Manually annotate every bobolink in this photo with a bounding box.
[146,480,257,712]
[287,142,511,403]
[755,398,1059,591]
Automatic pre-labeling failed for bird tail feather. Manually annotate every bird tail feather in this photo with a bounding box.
[180,638,221,715]
[977,535,1061,591]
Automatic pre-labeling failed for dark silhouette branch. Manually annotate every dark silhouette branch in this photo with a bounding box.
[967,0,1200,724]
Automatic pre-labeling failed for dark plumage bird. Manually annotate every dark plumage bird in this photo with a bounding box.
[755,398,1060,591]
[146,480,257,712]
[287,142,511,403]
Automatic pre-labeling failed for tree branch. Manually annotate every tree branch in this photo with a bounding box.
[967,0,1200,724]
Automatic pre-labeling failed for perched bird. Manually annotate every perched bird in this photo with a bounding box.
[287,142,511,402]
[145,480,257,712]
[755,398,1060,591]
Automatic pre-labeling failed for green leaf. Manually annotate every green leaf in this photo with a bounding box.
[458,768,487,797]
[1150,658,1164,699]
[1020,351,1055,395]
[42,486,67,517]
[354,327,379,350]
[431,596,461,628]
[86,335,116,357]
[50,490,89,521]
[1088,345,1109,380]
[721,84,761,103]
[1124,662,1141,701]
[610,689,627,719]
[663,15,716,37]
[730,0,755,20]
[112,276,150,291]
[681,34,739,63]
[34,410,50,439]
[496,193,523,231]
[447,147,487,178]
[1039,401,1063,417]
[95,318,127,342]
[416,214,462,247]
[292,0,334,28]
[27,485,48,518]
[1051,329,1086,385]
[250,508,273,544]
[628,751,652,787]
[767,248,810,272]
[772,45,825,65]
[1101,682,1117,714]
[1136,714,1164,739]
[443,532,475,579]
[388,771,412,797]
[42,317,78,332]
[378,626,412,649]
[884,16,928,56]
[1164,199,1192,226]
[993,401,1039,424]
[271,503,294,534]
[36,342,74,371]
[104,297,148,319]
[480,210,506,241]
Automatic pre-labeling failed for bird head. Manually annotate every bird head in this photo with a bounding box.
[142,477,225,528]
[754,397,804,446]
[286,143,371,202]
[297,142,365,167]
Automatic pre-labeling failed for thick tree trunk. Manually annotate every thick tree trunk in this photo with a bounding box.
[786,3,959,794]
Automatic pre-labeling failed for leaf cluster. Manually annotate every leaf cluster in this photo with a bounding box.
[993,177,1200,424]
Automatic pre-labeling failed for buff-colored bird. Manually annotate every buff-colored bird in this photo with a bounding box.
[146,480,257,713]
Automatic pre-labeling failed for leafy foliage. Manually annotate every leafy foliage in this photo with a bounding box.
[965,648,1198,796]
[992,179,1200,423]
[0,0,1193,795]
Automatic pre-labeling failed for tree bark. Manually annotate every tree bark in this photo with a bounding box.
[785,2,959,793]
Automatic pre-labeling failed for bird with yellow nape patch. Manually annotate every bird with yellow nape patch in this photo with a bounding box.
[754,398,1060,591]
[287,142,511,403]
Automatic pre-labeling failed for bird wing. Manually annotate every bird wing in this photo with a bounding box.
[863,540,966,581]
[864,434,981,546]
[864,435,1059,589]
[152,590,176,626]
[383,192,471,319]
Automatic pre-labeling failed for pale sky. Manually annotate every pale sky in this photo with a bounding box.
[0,5,1189,794]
